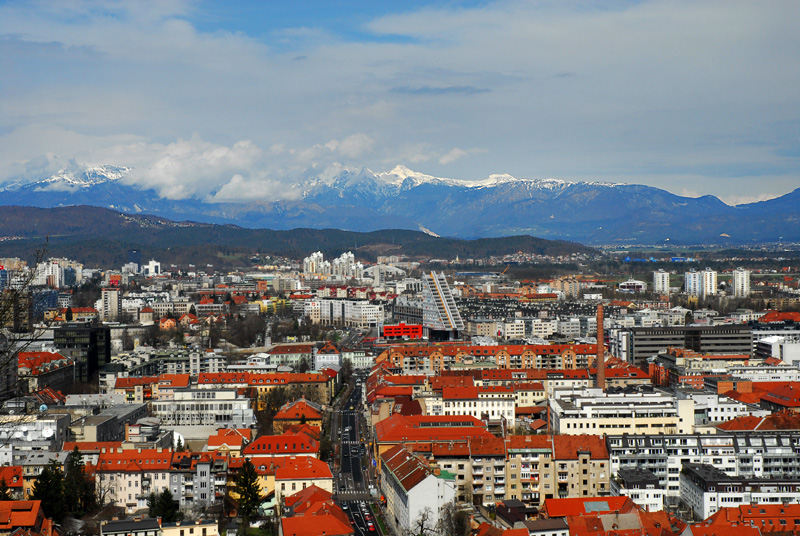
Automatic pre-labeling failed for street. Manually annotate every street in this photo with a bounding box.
[335,381,384,536]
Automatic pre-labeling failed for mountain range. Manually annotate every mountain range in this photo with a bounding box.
[1,165,798,245]
[0,205,596,268]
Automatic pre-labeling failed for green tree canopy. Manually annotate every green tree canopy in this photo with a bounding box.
[234,459,262,526]
[64,446,97,518]
[31,461,65,521]
[147,489,181,522]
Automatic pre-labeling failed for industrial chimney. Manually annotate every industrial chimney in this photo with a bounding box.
[596,304,605,391]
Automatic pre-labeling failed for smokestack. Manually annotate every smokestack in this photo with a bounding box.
[596,304,605,391]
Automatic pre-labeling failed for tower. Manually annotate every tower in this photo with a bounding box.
[596,304,605,391]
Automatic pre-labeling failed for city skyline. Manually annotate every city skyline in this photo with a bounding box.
[2,0,799,208]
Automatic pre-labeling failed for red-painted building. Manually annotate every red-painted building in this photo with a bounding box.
[382,323,423,340]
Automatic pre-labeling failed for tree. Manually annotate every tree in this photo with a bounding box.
[31,460,65,521]
[340,358,354,385]
[65,307,73,321]
[406,507,436,536]
[233,459,262,527]
[0,478,12,500]
[147,489,181,522]
[175,437,185,452]
[64,446,97,518]
[437,500,470,536]
[297,356,310,373]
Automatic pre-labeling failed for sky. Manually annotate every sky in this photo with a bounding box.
[1,0,799,206]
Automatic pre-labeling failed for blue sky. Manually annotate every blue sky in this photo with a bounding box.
[1,0,798,205]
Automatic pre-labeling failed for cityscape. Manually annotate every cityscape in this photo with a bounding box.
[1,2,800,536]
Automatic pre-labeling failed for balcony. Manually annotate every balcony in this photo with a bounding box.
[558,473,569,482]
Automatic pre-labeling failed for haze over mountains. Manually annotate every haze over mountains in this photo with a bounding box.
[2,165,798,245]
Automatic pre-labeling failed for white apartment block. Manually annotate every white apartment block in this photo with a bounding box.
[150,389,256,428]
[653,270,671,294]
[731,267,751,297]
[681,463,800,520]
[550,388,693,436]
[607,432,800,502]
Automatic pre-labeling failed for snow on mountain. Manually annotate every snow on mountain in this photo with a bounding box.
[2,165,131,192]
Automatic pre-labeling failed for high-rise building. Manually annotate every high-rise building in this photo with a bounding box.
[102,287,122,322]
[732,267,751,297]
[54,321,111,383]
[422,271,464,339]
[701,268,718,297]
[684,270,702,296]
[653,269,670,294]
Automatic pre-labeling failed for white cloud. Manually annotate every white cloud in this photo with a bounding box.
[0,0,798,202]
[120,137,262,200]
[439,148,468,165]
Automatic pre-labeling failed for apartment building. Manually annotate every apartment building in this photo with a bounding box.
[610,468,664,513]
[150,388,256,428]
[606,432,800,503]
[504,435,610,507]
[380,444,457,535]
[681,463,800,520]
[549,388,694,436]
[96,448,173,513]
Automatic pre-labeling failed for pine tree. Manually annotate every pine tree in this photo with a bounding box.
[64,446,96,518]
[0,478,12,500]
[31,461,65,521]
[148,489,181,522]
[234,459,262,527]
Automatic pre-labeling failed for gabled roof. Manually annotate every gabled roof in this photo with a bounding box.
[0,467,23,488]
[274,398,323,421]
[274,456,332,481]
[96,448,173,473]
[542,496,635,518]
[243,432,319,456]
[284,484,332,510]
[380,444,431,492]
[114,376,159,389]
[717,410,800,431]
[0,501,43,530]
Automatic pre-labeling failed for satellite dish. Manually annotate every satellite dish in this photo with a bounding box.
[42,428,54,438]
[39,404,48,413]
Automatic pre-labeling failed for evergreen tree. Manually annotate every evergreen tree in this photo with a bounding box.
[0,478,12,500]
[31,461,65,521]
[147,489,181,522]
[65,307,73,321]
[64,446,97,518]
[234,459,262,527]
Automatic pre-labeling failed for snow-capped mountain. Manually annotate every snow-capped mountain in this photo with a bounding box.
[1,164,799,244]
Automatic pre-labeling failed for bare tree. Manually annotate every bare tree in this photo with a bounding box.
[437,500,470,536]
[405,507,436,536]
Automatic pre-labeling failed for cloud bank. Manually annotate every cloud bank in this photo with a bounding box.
[0,0,798,203]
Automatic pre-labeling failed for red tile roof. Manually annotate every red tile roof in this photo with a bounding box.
[702,504,800,534]
[114,376,159,389]
[0,466,23,488]
[243,432,319,456]
[275,456,332,481]
[274,399,323,422]
[542,496,635,518]
[0,501,43,530]
[380,444,431,492]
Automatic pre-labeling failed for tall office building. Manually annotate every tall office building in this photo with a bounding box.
[54,321,111,383]
[732,267,751,297]
[653,270,670,294]
[422,271,464,339]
